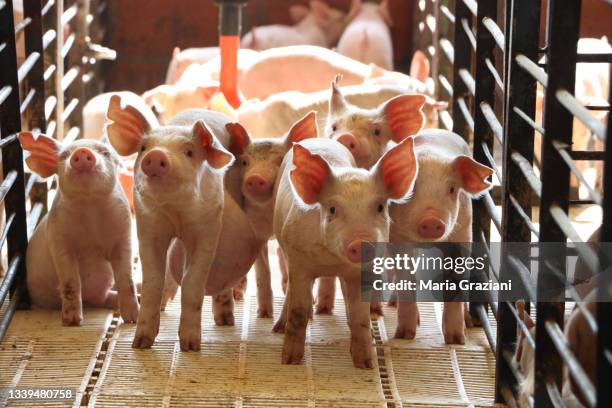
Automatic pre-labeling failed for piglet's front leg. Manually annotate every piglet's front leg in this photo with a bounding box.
[213,288,235,326]
[111,242,139,323]
[179,238,218,351]
[255,243,273,318]
[342,277,373,369]
[282,271,313,365]
[52,250,83,326]
[133,234,169,349]
[442,301,466,344]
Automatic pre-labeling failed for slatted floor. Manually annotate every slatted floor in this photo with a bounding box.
[1,240,503,407]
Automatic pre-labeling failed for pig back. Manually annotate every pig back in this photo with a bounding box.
[415,129,471,158]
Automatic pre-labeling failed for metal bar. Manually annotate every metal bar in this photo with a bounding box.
[459,68,475,96]
[0,257,19,307]
[482,17,504,51]
[480,102,503,143]
[17,51,40,84]
[61,66,80,92]
[556,89,606,141]
[552,140,602,205]
[575,52,612,63]
[0,171,18,207]
[0,285,20,341]
[513,107,544,135]
[568,150,604,161]
[515,54,548,87]
[42,29,56,50]
[507,255,537,302]
[508,194,539,235]
[510,151,542,197]
[457,97,474,132]
[440,4,455,23]
[506,301,535,350]
[61,32,75,58]
[475,304,496,353]
[545,381,566,408]
[483,192,501,232]
[0,85,11,106]
[61,99,79,123]
[27,202,43,239]
[481,142,502,183]
[14,17,32,36]
[438,74,453,97]
[485,58,504,91]
[461,0,477,16]
[440,38,454,64]
[461,18,477,50]
[0,133,18,149]
[20,88,36,114]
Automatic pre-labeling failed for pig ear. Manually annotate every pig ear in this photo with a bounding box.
[382,94,426,142]
[290,143,332,206]
[378,0,393,26]
[373,136,418,201]
[285,111,318,145]
[453,155,494,196]
[172,46,181,59]
[310,0,333,24]
[330,75,348,115]
[225,122,252,155]
[410,50,430,83]
[192,120,235,170]
[289,4,310,22]
[106,94,158,156]
[18,132,61,178]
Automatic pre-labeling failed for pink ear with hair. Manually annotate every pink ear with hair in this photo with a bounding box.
[377,137,418,200]
[454,155,494,195]
[192,121,234,169]
[106,94,155,156]
[286,111,318,144]
[18,132,60,178]
[225,122,251,155]
[290,144,331,205]
[330,74,348,114]
[410,50,430,83]
[383,94,426,142]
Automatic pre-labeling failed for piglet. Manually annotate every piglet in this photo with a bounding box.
[19,133,139,325]
[389,129,493,344]
[224,112,319,317]
[241,0,355,51]
[337,0,394,70]
[274,137,418,368]
[106,96,240,350]
[165,46,221,85]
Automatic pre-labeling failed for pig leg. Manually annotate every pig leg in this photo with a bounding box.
[111,242,139,323]
[282,269,313,365]
[178,237,219,351]
[278,246,288,294]
[212,288,235,326]
[342,276,374,369]
[161,239,184,310]
[51,250,83,326]
[387,291,398,307]
[273,296,288,333]
[232,276,247,301]
[255,243,273,318]
[442,302,466,344]
[394,301,420,339]
[315,277,335,314]
[133,233,171,349]
[370,301,384,316]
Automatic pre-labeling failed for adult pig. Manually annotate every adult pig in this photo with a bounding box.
[19,133,139,325]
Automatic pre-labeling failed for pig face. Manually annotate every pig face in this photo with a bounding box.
[19,133,122,197]
[226,111,318,204]
[290,137,418,264]
[399,154,493,242]
[325,76,426,169]
[105,95,233,197]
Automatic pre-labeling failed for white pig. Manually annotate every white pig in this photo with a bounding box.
[18,133,139,325]
[337,0,394,70]
[273,137,419,368]
[389,129,494,344]
[106,96,258,350]
[165,46,221,85]
[224,112,319,316]
[241,0,356,51]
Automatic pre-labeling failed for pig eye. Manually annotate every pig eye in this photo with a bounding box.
[242,159,248,166]
[329,206,336,215]
[373,128,381,136]
[449,186,455,194]
[185,149,193,157]
[378,204,384,213]
[331,124,337,132]
[140,144,146,152]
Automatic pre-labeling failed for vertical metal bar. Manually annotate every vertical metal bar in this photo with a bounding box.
[0,0,31,307]
[451,0,472,140]
[55,0,64,139]
[67,0,88,133]
[535,0,581,406]
[597,65,612,408]
[496,0,542,402]
[437,0,455,103]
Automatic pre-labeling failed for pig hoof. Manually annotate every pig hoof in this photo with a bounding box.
[179,332,201,351]
[370,301,384,316]
[257,304,273,319]
[387,298,397,308]
[282,343,304,365]
[443,330,466,345]
[272,319,286,333]
[132,334,155,349]
[351,343,374,369]
[232,287,245,302]
[120,305,139,324]
[394,325,417,340]
[214,312,235,326]
[62,311,83,326]
[315,302,334,315]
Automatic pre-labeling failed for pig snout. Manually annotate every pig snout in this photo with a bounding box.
[418,216,446,239]
[346,240,365,263]
[70,147,96,172]
[141,149,170,178]
[244,174,272,197]
[337,134,360,157]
